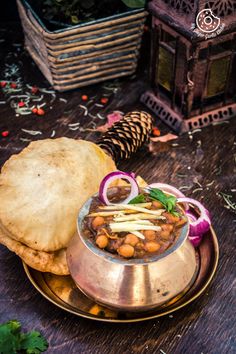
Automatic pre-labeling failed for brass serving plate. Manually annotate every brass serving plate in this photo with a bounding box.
[23,226,219,323]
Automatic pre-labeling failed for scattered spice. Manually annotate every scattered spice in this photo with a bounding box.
[39,88,55,94]
[68,122,80,127]
[100,97,108,104]
[192,187,203,194]
[79,104,88,116]
[32,107,38,114]
[69,126,80,131]
[97,113,105,120]
[179,185,192,191]
[218,192,236,213]
[21,129,42,136]
[152,127,161,137]
[206,181,214,187]
[1,131,9,137]
[59,98,67,103]
[31,86,39,94]
[37,108,45,116]
[20,138,32,142]
[81,94,88,101]
[192,128,202,134]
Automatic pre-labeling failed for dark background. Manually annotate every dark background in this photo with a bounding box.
[1,0,19,21]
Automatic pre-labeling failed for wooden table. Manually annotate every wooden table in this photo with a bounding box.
[0,23,235,354]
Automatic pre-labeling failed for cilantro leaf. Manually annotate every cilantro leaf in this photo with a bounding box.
[128,194,147,204]
[149,188,179,215]
[0,320,48,354]
[21,331,48,354]
[0,320,21,354]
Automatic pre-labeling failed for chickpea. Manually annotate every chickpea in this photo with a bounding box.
[118,244,135,258]
[160,230,170,240]
[163,212,180,224]
[175,218,187,228]
[124,234,139,246]
[152,201,163,209]
[92,216,105,229]
[136,242,145,250]
[96,235,108,249]
[143,230,156,241]
[145,241,160,253]
[161,224,173,232]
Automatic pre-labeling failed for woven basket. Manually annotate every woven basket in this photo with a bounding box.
[16,0,147,92]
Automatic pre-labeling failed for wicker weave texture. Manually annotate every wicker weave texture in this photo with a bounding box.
[17,0,147,92]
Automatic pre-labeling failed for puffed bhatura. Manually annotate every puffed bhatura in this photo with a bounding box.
[0,138,116,274]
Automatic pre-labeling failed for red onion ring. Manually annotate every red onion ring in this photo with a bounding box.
[99,171,139,205]
[177,197,211,237]
[147,183,189,210]
[188,235,202,247]
[185,211,202,247]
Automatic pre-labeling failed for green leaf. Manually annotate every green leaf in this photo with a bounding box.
[128,194,147,204]
[149,188,178,215]
[21,331,48,354]
[121,0,145,8]
[0,320,21,354]
[0,321,48,354]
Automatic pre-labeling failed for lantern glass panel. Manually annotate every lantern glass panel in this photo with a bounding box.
[161,31,176,49]
[207,56,230,97]
[157,46,174,91]
[211,41,232,55]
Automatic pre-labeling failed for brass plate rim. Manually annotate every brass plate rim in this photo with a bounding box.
[22,226,219,323]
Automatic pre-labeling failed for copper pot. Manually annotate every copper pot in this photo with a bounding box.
[67,193,198,312]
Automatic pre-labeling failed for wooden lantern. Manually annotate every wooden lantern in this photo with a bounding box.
[141,0,236,132]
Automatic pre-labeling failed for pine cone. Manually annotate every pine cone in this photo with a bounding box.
[97,111,153,163]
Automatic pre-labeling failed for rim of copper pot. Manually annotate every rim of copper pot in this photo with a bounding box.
[76,191,190,266]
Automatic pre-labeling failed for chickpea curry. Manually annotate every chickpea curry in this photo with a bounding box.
[82,187,188,259]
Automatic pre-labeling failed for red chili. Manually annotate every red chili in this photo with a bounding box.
[1,131,9,137]
[100,97,108,104]
[37,108,45,116]
[81,94,88,101]
[31,86,39,94]
[18,101,25,107]
[0,81,7,88]
[10,82,17,89]
[152,127,161,137]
